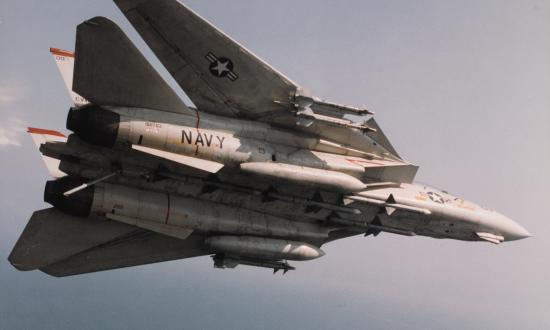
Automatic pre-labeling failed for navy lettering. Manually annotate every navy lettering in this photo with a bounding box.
[182,130,193,144]
[216,136,225,149]
[204,133,213,147]
[195,133,204,146]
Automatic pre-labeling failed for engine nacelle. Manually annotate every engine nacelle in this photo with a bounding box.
[43,180,330,241]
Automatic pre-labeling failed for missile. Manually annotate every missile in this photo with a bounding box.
[206,236,325,261]
[212,255,296,273]
[240,162,367,193]
[44,177,330,241]
[346,194,432,215]
[328,215,416,236]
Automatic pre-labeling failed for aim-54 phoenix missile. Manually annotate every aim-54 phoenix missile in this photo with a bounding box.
[206,236,324,261]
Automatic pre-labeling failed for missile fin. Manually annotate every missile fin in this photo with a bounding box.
[305,205,323,214]
[312,191,324,202]
[262,186,279,203]
[341,198,354,206]
[201,185,219,195]
[364,228,381,237]
[385,207,397,216]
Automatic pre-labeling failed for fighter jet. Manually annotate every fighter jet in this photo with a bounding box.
[9,0,530,277]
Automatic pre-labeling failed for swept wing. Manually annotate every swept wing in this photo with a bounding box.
[113,0,406,160]
[115,0,297,118]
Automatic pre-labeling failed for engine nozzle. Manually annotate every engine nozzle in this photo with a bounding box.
[44,177,94,217]
[66,105,120,148]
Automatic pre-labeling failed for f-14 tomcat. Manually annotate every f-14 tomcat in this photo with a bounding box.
[9,0,530,277]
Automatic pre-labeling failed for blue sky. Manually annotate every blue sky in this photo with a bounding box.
[0,1,549,329]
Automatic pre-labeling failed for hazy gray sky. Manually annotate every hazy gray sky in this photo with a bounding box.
[1,1,549,329]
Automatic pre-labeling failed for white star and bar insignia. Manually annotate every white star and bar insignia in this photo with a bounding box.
[427,191,445,204]
[206,52,239,82]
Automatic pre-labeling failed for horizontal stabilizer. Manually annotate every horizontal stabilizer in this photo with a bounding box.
[41,233,207,277]
[73,16,190,114]
[132,144,224,173]
[27,127,67,178]
[9,208,209,277]
[8,208,137,271]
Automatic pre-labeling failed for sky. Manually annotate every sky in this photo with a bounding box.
[0,0,549,329]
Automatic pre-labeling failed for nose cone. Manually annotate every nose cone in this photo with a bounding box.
[489,213,532,242]
[501,218,532,241]
[476,211,531,243]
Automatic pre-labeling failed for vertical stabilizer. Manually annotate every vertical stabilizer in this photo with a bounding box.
[73,17,191,115]
[49,48,89,106]
[27,127,67,178]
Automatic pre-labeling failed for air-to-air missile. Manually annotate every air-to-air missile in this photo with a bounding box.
[8,0,530,277]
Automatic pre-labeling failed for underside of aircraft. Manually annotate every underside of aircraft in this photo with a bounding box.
[9,0,530,277]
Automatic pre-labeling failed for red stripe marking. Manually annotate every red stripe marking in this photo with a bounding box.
[50,47,75,58]
[27,127,66,137]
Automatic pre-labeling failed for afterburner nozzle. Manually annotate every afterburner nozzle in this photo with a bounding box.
[44,177,94,217]
[66,105,120,148]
